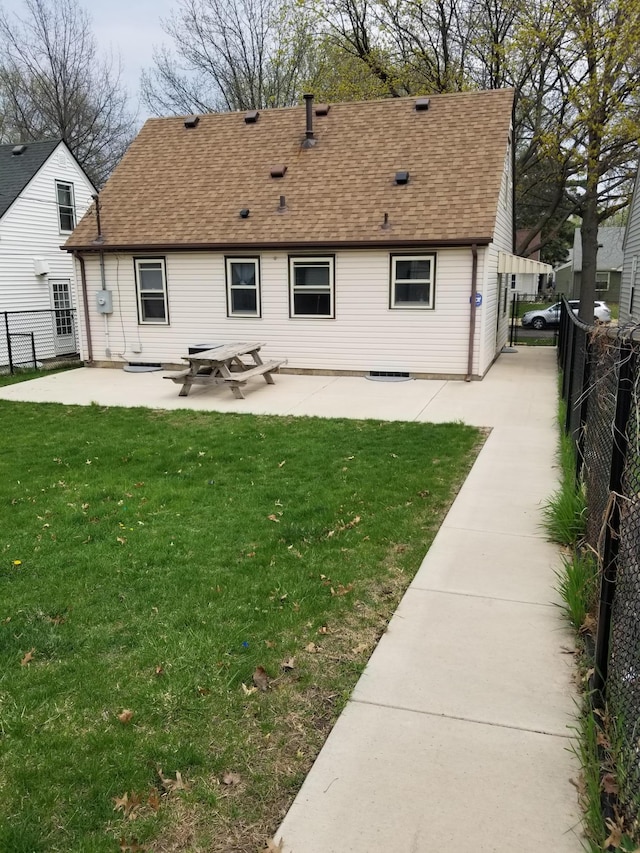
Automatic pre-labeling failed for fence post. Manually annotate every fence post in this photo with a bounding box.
[4,312,13,375]
[30,332,37,370]
[592,339,635,707]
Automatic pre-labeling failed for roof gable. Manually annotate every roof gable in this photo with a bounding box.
[0,139,62,220]
[66,89,514,251]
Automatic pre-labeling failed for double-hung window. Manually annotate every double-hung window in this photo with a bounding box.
[390,254,435,309]
[226,257,261,317]
[595,272,610,292]
[134,258,169,324]
[289,256,334,318]
[56,181,75,232]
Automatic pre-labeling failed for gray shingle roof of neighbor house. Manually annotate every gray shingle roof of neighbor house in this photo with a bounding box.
[0,139,61,220]
[573,227,625,272]
[64,89,515,252]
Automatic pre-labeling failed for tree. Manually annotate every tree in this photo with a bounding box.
[0,0,135,186]
[141,0,318,114]
[549,0,640,321]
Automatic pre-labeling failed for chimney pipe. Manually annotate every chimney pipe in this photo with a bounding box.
[92,193,102,239]
[304,94,314,139]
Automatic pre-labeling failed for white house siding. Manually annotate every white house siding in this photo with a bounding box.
[621,179,640,324]
[0,142,94,366]
[77,247,484,377]
[480,144,514,374]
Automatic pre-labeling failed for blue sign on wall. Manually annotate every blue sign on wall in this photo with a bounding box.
[469,293,483,307]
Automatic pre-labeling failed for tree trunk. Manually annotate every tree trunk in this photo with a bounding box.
[580,191,599,324]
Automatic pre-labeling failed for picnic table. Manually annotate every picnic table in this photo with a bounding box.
[165,342,286,399]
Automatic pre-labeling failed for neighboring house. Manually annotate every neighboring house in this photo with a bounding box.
[64,90,550,380]
[0,140,95,367]
[563,227,624,303]
[621,170,640,324]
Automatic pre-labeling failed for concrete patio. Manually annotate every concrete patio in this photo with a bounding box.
[0,348,582,851]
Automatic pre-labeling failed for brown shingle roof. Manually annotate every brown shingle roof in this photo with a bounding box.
[65,89,514,252]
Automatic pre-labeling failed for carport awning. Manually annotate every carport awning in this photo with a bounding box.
[498,251,553,275]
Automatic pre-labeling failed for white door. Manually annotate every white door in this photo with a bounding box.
[50,280,76,355]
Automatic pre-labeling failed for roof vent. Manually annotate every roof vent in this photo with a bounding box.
[184,115,200,129]
[270,165,287,178]
[12,144,27,155]
[395,170,409,185]
[239,208,250,218]
[315,104,330,116]
[414,97,430,111]
[244,110,259,124]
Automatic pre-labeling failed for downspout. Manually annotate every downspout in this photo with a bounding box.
[74,251,93,364]
[466,244,479,382]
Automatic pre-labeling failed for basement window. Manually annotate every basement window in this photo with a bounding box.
[226,257,261,317]
[134,258,169,324]
[289,256,335,318]
[390,255,435,309]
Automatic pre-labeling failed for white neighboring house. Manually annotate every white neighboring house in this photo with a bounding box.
[65,91,551,380]
[621,168,640,324]
[0,140,95,369]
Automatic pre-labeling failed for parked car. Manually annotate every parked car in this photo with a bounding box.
[521,300,611,330]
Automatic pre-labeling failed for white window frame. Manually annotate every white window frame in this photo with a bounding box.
[134,258,169,325]
[390,254,436,309]
[289,256,335,319]
[225,257,261,318]
[595,271,610,292]
[55,180,76,233]
[630,256,637,315]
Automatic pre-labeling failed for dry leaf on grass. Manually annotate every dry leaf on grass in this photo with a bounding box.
[602,773,619,795]
[604,817,623,849]
[263,839,284,852]
[154,665,165,677]
[330,583,354,597]
[318,626,329,635]
[222,771,241,785]
[267,514,280,523]
[241,682,257,696]
[305,642,320,653]
[253,666,270,691]
[352,643,369,654]
[158,768,189,793]
[20,648,35,666]
[118,709,134,724]
[281,657,295,671]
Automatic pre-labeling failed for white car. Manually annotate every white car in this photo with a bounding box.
[521,300,611,330]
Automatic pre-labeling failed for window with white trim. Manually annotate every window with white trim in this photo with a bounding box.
[226,257,260,317]
[390,255,435,308]
[134,258,169,324]
[595,271,610,291]
[56,181,75,232]
[289,256,334,318]
[631,256,637,315]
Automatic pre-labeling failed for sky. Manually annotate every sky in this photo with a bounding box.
[2,0,178,118]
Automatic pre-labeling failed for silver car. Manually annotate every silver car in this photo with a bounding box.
[521,300,611,330]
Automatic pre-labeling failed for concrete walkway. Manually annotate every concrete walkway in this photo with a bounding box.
[0,350,582,850]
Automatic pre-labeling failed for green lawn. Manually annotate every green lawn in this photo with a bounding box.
[0,400,483,852]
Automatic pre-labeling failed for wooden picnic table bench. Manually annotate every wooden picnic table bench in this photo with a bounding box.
[164,342,286,399]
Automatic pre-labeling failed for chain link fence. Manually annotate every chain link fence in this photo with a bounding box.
[0,309,81,374]
[559,298,640,827]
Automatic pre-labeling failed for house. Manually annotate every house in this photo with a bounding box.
[556,227,624,303]
[0,140,95,368]
[621,171,640,324]
[64,90,551,380]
